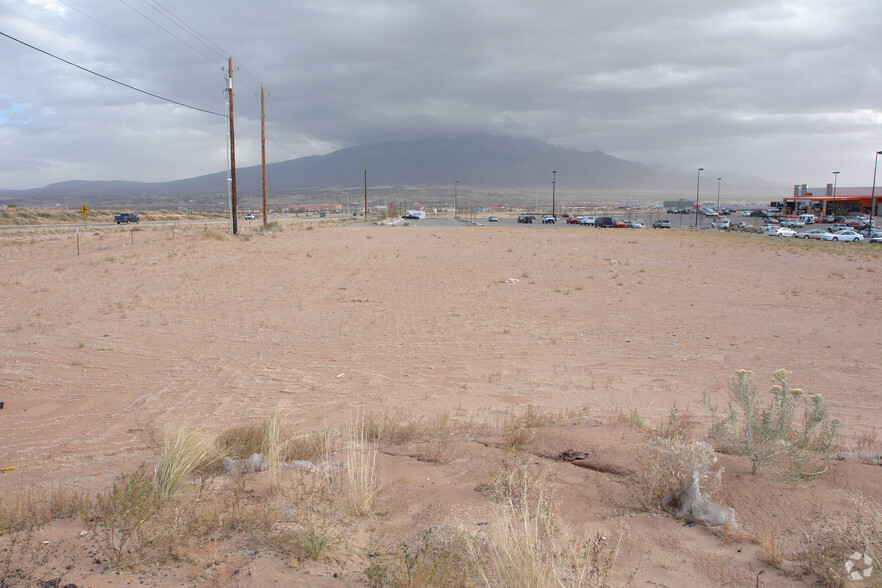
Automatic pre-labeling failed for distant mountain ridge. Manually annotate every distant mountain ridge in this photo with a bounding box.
[0,135,779,209]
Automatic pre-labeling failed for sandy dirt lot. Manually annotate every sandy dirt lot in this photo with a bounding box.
[1,220,880,586]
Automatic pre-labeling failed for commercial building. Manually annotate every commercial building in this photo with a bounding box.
[783,184,880,217]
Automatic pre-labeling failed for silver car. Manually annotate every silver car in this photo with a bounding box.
[821,230,863,242]
[796,229,829,240]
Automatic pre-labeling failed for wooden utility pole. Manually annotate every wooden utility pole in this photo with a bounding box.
[228,57,238,235]
[363,169,368,220]
[261,85,267,229]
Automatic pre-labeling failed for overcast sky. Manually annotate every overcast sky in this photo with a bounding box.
[2,0,881,191]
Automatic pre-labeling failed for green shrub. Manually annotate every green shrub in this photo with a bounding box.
[704,369,840,483]
[88,464,160,568]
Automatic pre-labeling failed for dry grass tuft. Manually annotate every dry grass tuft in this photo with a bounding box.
[798,492,882,585]
[154,427,219,503]
[342,416,382,517]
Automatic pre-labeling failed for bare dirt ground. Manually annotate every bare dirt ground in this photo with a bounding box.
[1,220,881,586]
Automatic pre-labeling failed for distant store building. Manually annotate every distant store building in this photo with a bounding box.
[784,184,880,217]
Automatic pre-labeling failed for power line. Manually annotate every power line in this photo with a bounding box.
[116,0,225,67]
[140,0,228,61]
[1,30,226,117]
[55,0,221,85]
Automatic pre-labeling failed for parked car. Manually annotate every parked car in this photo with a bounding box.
[244,213,256,220]
[869,235,882,243]
[652,219,671,228]
[579,216,596,225]
[703,210,719,217]
[829,223,850,233]
[612,219,628,228]
[821,230,863,242]
[595,217,615,228]
[542,215,556,224]
[626,220,645,228]
[711,218,730,229]
[566,217,580,224]
[517,215,533,223]
[741,211,753,217]
[781,219,805,228]
[759,224,778,233]
[767,227,797,237]
[488,216,499,222]
[796,229,830,240]
[818,215,836,223]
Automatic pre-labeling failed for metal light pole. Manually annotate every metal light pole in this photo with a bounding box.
[717,177,722,210]
[694,168,704,229]
[552,171,557,218]
[454,180,459,219]
[871,151,882,232]
[832,171,840,214]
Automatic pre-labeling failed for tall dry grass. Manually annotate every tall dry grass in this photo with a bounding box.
[154,427,218,503]
[343,416,382,517]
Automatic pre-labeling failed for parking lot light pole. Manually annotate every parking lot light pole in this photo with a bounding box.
[871,151,882,232]
[454,180,459,219]
[832,171,840,214]
[552,170,557,218]
[717,177,722,210]
[694,168,704,229]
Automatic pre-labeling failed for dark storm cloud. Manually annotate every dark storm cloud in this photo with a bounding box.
[1,0,880,190]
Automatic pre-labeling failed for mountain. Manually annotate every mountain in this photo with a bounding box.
[0,135,773,209]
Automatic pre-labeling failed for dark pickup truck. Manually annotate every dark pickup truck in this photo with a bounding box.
[115,213,140,224]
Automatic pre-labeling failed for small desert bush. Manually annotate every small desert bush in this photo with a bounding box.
[798,493,882,586]
[704,369,840,483]
[480,448,541,509]
[388,525,475,587]
[632,437,722,508]
[654,403,697,440]
[502,405,549,449]
[274,513,339,562]
[88,464,161,568]
[838,427,881,465]
[757,529,783,567]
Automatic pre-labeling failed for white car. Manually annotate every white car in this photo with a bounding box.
[741,211,753,217]
[821,230,863,242]
[758,224,778,233]
[829,223,850,233]
[768,227,797,237]
[579,216,596,225]
[781,219,805,228]
[712,218,730,229]
[796,229,830,240]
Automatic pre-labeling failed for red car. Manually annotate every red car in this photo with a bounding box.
[566,217,580,224]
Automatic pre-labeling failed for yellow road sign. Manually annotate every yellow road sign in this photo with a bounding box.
[80,205,89,219]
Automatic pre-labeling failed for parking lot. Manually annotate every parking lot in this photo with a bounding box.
[402,212,879,240]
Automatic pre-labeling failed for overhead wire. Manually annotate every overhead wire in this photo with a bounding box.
[116,0,226,67]
[0,30,226,117]
[54,0,222,85]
